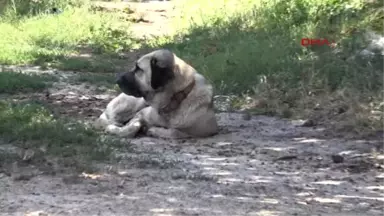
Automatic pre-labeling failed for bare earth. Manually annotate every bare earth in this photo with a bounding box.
[0,1,383,216]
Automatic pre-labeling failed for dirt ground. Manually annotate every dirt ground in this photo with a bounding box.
[0,1,383,216]
[95,0,176,38]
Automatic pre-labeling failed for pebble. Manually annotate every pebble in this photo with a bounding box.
[331,155,344,163]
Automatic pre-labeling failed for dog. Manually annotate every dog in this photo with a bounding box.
[98,49,219,139]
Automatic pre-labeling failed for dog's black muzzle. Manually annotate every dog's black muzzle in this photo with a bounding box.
[116,72,143,98]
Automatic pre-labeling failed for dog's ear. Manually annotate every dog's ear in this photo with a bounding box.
[150,52,175,90]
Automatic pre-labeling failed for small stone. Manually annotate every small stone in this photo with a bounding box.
[331,155,344,163]
[18,149,35,162]
[242,112,252,121]
[302,119,316,127]
[25,211,48,216]
[62,175,83,184]
[13,173,35,181]
[275,155,297,161]
[337,105,348,114]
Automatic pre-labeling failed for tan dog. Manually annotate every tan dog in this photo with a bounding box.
[102,49,218,139]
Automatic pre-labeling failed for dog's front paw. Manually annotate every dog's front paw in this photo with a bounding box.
[105,124,121,134]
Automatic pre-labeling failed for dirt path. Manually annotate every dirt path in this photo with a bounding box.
[95,0,176,38]
[0,1,383,216]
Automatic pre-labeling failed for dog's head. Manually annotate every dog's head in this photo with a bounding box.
[116,49,176,100]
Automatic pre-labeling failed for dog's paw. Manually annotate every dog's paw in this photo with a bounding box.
[105,124,121,134]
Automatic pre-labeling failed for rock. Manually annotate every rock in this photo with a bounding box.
[331,155,344,163]
[12,173,36,181]
[301,119,316,127]
[275,155,298,161]
[213,95,236,112]
[242,112,252,120]
[62,175,83,184]
[374,163,383,169]
[25,211,48,216]
[21,149,35,162]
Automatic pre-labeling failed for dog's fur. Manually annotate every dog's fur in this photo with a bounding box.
[96,49,218,139]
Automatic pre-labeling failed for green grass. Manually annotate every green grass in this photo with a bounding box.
[0,100,124,171]
[0,70,122,172]
[0,5,138,72]
[0,70,58,94]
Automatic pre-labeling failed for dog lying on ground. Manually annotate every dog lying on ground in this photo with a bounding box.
[95,49,218,139]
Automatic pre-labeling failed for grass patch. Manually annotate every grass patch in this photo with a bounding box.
[0,5,139,72]
[0,100,123,172]
[0,70,58,94]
